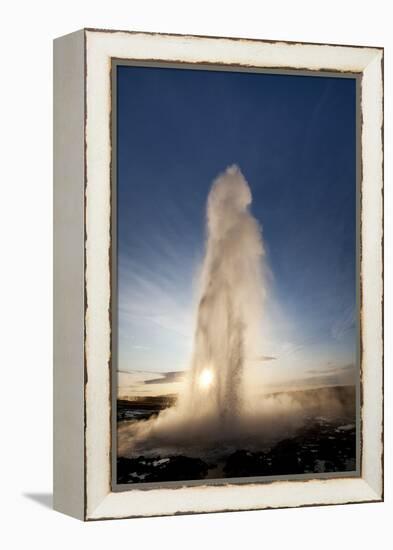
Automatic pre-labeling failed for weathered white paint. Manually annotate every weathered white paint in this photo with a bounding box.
[53,29,86,521]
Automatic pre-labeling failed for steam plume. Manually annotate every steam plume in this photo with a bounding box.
[119,166,275,454]
[177,165,265,424]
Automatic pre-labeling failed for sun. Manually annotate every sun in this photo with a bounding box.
[198,368,214,390]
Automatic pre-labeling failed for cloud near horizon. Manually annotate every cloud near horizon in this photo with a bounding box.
[144,371,185,385]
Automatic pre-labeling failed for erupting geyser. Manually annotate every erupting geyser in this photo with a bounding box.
[120,165,270,454]
[177,165,265,425]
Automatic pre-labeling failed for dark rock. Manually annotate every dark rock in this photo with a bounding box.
[224,450,272,478]
[117,455,209,484]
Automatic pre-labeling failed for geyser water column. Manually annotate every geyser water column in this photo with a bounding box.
[179,165,265,427]
[120,166,268,455]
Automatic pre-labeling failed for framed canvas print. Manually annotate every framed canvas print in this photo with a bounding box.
[53,28,383,520]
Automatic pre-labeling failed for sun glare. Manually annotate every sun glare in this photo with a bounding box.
[198,368,214,390]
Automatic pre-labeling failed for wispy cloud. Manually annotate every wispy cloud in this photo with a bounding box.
[254,355,277,362]
[144,371,185,385]
[331,306,356,341]
[302,363,356,387]
[306,363,355,376]
[118,252,196,342]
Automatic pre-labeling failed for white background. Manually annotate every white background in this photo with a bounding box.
[0,1,391,548]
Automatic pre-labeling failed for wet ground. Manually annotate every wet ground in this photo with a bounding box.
[116,387,357,484]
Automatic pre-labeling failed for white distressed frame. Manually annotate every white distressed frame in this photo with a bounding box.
[55,29,384,521]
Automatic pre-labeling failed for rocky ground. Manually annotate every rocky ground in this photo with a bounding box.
[117,391,357,484]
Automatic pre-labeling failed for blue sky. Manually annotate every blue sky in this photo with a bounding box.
[116,65,357,396]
